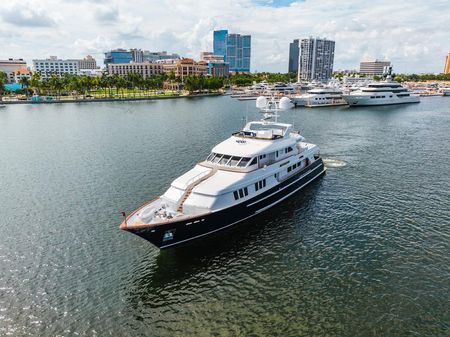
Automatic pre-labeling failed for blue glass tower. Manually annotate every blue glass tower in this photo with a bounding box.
[104,49,133,67]
[213,30,251,73]
[213,30,228,59]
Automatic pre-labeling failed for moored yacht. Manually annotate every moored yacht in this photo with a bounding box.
[342,67,420,106]
[120,97,326,248]
[292,88,346,107]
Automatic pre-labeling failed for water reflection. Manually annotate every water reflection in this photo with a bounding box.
[123,181,323,311]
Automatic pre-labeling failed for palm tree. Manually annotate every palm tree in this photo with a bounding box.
[19,77,30,99]
[0,71,8,101]
[30,72,41,96]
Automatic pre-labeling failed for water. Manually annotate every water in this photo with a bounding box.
[1,97,449,336]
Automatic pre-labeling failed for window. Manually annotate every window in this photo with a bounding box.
[233,191,239,200]
[237,157,250,167]
[244,187,248,196]
[229,156,241,166]
[288,167,292,172]
[219,155,231,165]
[263,179,266,187]
[239,189,244,198]
[212,154,222,163]
[255,182,259,191]
[249,157,257,166]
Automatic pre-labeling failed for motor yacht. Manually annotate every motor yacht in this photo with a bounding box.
[292,88,346,107]
[342,67,420,106]
[120,97,326,248]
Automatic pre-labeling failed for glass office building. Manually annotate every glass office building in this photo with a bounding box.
[213,30,251,73]
[104,49,133,67]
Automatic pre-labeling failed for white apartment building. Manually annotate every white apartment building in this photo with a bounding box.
[299,37,335,82]
[33,56,79,79]
[359,60,391,76]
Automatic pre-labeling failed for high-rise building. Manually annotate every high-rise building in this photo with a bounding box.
[213,30,228,59]
[444,53,450,74]
[0,58,27,83]
[288,39,299,73]
[359,60,391,76]
[299,37,335,82]
[104,49,133,67]
[213,30,251,73]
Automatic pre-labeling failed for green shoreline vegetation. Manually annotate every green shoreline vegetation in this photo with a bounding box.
[1,71,449,103]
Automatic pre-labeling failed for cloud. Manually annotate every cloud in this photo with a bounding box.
[0,5,56,27]
[0,0,448,73]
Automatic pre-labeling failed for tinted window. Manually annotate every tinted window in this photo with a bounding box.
[238,157,251,167]
[219,155,231,165]
[249,157,257,166]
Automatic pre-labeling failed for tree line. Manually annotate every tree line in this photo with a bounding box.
[0,71,226,99]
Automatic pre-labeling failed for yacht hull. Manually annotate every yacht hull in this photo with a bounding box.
[342,95,420,106]
[122,159,326,249]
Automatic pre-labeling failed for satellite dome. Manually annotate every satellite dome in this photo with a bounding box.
[279,96,292,110]
[256,96,268,109]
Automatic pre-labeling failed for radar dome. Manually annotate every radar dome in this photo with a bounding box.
[256,96,268,109]
[279,96,292,110]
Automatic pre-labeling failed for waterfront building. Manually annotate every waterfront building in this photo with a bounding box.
[0,58,28,83]
[162,58,207,79]
[78,55,97,70]
[108,62,164,78]
[14,68,32,83]
[213,30,251,73]
[104,49,133,67]
[200,52,229,77]
[444,53,450,74]
[143,51,180,62]
[299,37,335,82]
[359,60,391,76]
[288,39,300,73]
[32,56,80,79]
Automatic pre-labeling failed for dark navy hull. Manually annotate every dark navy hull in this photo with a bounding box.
[125,159,326,249]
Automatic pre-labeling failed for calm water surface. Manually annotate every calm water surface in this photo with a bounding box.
[0,96,449,336]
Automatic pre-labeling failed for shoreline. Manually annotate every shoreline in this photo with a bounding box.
[1,92,223,105]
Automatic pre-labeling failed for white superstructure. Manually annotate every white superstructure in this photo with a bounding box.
[292,88,345,107]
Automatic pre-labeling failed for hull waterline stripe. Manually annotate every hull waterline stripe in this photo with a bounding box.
[160,168,326,249]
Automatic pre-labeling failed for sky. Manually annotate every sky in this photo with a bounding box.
[0,0,449,73]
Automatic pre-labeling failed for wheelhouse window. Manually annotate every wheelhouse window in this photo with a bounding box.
[249,157,257,166]
[219,155,231,165]
[237,157,251,167]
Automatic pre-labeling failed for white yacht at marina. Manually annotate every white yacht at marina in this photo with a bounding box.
[342,67,420,106]
[292,88,346,107]
[120,97,326,248]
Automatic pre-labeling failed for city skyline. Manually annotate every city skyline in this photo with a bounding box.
[0,0,449,73]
